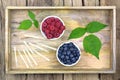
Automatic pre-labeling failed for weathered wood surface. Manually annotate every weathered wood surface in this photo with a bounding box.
[6,8,112,73]
[0,0,119,80]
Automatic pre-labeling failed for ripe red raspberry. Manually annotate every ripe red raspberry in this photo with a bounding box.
[46,18,51,24]
[51,22,55,26]
[54,28,58,32]
[55,18,60,22]
[55,22,61,28]
[49,26,55,31]
[47,25,51,29]
[42,27,46,32]
[49,31,55,35]
[49,17,55,22]
[42,22,47,27]
[54,33,60,38]
[46,34,53,39]
[59,21,63,26]
[60,25,65,30]
[44,29,49,34]
[58,30,63,34]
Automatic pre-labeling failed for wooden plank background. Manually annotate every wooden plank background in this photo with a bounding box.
[0,0,119,80]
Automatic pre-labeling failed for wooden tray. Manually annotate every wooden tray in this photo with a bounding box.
[5,6,116,74]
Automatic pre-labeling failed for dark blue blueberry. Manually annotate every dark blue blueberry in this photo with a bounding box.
[58,53,61,57]
[66,56,69,59]
[68,42,74,47]
[59,46,64,51]
[73,53,77,56]
[70,54,74,58]
[73,47,78,51]
[61,55,64,59]
[66,51,71,55]
[62,51,66,55]
[72,50,76,54]
[70,47,74,51]
[58,50,62,54]
[63,44,68,48]
[66,60,71,64]
[76,56,79,59]
[76,52,80,56]
[64,47,68,51]
[71,58,76,63]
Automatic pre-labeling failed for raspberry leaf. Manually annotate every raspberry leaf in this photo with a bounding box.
[68,27,86,39]
[28,10,35,20]
[86,21,107,33]
[83,34,102,59]
[18,20,32,30]
[33,19,39,28]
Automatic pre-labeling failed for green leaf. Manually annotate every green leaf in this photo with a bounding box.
[83,34,102,59]
[28,10,35,20]
[86,21,107,33]
[33,19,39,28]
[18,20,32,30]
[68,27,86,39]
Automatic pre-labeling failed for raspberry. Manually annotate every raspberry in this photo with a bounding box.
[54,33,60,38]
[47,25,51,29]
[49,31,55,35]
[58,30,63,34]
[55,22,61,28]
[46,34,53,39]
[46,18,51,24]
[42,22,47,27]
[55,18,60,22]
[60,26,65,30]
[49,17,55,22]
[44,29,49,34]
[59,21,63,26]
[51,22,55,26]
[49,26,55,31]
[42,27,46,32]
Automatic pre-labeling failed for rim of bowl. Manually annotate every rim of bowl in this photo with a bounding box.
[40,16,65,40]
[56,41,81,66]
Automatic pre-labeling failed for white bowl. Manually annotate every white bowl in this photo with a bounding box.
[40,16,65,40]
[56,42,81,66]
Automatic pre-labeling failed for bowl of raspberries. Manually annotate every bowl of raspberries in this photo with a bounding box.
[56,42,81,66]
[40,16,65,40]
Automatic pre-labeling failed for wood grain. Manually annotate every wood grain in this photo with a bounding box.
[100,0,119,80]
[63,0,99,80]
[0,0,118,80]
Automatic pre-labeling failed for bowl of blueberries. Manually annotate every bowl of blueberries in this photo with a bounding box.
[56,42,81,66]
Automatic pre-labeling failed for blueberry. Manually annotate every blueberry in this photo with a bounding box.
[62,51,66,55]
[66,51,71,55]
[61,55,64,59]
[72,50,76,54]
[76,53,80,56]
[70,47,74,51]
[73,53,77,56]
[59,46,63,51]
[58,53,61,57]
[66,56,69,59]
[68,42,74,46]
[71,58,76,63]
[63,44,68,48]
[64,47,68,51]
[66,60,71,64]
[75,56,79,59]
[70,54,74,58]
[58,50,62,54]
